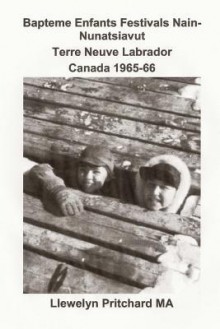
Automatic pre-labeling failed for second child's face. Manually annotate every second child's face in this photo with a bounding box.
[143,179,176,211]
[77,164,108,193]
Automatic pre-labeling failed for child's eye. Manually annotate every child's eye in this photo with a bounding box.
[93,171,100,175]
[163,185,172,190]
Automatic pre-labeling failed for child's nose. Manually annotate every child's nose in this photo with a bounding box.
[86,170,94,180]
[153,185,161,196]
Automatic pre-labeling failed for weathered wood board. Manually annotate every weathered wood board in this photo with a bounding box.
[24,194,169,260]
[82,77,196,97]
[23,193,200,292]
[24,78,200,117]
[24,193,200,244]
[24,222,163,288]
[23,83,201,133]
[24,250,140,294]
[23,120,200,169]
[164,77,200,85]
[24,99,200,152]
[24,114,200,164]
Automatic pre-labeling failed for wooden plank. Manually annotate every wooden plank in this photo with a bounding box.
[24,188,200,241]
[163,77,200,85]
[24,84,200,132]
[82,77,189,96]
[24,99,200,153]
[24,194,169,260]
[24,250,139,293]
[24,117,200,167]
[180,195,200,218]
[23,132,201,191]
[23,222,163,288]
[68,190,200,242]
[24,78,200,117]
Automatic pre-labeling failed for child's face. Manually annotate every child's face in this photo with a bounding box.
[143,179,177,211]
[77,164,108,193]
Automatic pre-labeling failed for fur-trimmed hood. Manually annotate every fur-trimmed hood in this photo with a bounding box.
[135,154,191,213]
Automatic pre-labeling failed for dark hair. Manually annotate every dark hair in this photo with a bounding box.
[139,163,180,188]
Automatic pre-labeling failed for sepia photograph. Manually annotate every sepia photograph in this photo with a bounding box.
[23,77,201,294]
